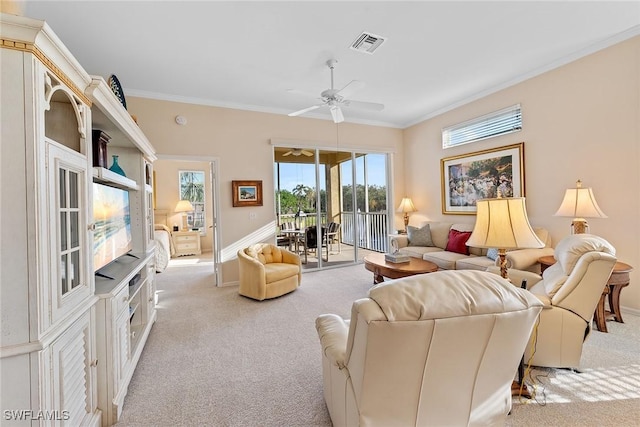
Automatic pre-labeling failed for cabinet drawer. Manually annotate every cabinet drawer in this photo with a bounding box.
[114,285,129,316]
[175,235,198,243]
[176,242,199,250]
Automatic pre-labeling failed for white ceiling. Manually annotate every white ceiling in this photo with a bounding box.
[23,1,640,128]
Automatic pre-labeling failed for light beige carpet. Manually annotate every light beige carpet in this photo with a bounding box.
[116,259,640,426]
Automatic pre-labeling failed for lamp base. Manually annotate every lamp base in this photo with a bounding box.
[403,213,410,230]
[498,249,509,281]
[571,219,588,234]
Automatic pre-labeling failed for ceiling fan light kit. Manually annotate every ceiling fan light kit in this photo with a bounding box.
[288,59,384,124]
[282,148,313,157]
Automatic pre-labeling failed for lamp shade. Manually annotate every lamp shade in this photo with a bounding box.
[174,199,194,213]
[396,197,417,214]
[466,197,544,250]
[554,181,607,219]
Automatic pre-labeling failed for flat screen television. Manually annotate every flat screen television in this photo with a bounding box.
[93,182,133,271]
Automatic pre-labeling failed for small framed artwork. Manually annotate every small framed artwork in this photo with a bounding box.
[441,142,524,215]
[232,180,263,207]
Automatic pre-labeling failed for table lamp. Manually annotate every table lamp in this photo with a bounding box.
[554,180,607,234]
[466,196,544,281]
[396,197,417,233]
[175,199,194,231]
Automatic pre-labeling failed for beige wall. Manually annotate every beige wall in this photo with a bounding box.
[0,1,24,15]
[127,36,639,311]
[153,159,214,252]
[403,36,640,311]
[125,99,404,284]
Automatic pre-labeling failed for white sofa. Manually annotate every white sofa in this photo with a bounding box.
[389,221,554,272]
[315,270,543,426]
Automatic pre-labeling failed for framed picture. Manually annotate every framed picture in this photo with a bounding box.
[232,180,263,207]
[441,142,524,215]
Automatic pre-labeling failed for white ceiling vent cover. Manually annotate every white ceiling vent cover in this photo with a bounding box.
[350,32,386,54]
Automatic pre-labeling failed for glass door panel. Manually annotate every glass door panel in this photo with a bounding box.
[274,147,390,271]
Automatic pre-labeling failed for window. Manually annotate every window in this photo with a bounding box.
[179,170,206,234]
[442,104,522,148]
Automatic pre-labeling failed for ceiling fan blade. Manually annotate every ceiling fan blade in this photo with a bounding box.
[342,99,385,111]
[301,150,314,157]
[288,105,322,117]
[282,151,293,156]
[336,80,365,99]
[330,105,344,123]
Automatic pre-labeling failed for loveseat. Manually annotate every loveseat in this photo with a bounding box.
[389,221,554,272]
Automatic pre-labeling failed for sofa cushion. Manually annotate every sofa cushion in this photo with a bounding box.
[399,246,442,259]
[455,256,495,271]
[264,263,300,283]
[407,224,434,247]
[445,229,472,255]
[423,251,471,270]
[418,221,453,249]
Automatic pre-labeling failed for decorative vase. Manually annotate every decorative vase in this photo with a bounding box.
[109,155,126,177]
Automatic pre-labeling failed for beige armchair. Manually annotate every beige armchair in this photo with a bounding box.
[316,270,542,427]
[502,234,616,370]
[237,243,301,300]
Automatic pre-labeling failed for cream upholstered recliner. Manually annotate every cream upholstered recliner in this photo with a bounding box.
[501,234,616,370]
[237,243,301,300]
[315,270,543,427]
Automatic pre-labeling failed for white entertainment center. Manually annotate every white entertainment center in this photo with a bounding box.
[1,13,157,426]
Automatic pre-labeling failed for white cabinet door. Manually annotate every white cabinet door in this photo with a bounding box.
[47,309,98,426]
[46,142,92,328]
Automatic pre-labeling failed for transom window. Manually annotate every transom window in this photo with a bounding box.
[442,104,522,149]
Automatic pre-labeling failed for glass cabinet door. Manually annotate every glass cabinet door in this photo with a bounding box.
[59,167,82,294]
[47,142,91,322]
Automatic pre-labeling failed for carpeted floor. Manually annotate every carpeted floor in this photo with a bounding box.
[116,258,640,426]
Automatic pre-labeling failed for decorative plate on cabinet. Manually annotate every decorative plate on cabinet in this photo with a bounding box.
[108,74,127,110]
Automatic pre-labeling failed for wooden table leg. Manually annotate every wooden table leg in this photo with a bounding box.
[608,283,629,323]
[594,287,608,332]
[373,272,384,284]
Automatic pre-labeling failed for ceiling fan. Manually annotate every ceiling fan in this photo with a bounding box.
[288,59,384,123]
[282,148,313,157]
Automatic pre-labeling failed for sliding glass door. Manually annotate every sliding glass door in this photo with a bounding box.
[274,147,390,271]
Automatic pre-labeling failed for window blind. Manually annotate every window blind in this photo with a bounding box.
[442,104,522,148]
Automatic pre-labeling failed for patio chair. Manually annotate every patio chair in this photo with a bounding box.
[325,222,341,254]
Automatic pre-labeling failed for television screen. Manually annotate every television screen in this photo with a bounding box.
[93,183,132,271]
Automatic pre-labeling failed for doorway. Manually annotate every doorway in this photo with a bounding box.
[153,155,222,285]
[274,146,391,271]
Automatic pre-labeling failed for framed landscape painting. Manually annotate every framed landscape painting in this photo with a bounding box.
[440,142,524,215]
[232,180,263,207]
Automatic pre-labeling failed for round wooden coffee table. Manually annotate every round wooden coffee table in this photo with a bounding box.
[364,253,438,284]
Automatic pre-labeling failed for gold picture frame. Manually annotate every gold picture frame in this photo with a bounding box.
[232,180,263,207]
[441,142,524,215]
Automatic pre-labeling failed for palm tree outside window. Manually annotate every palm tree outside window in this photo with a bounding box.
[179,170,206,234]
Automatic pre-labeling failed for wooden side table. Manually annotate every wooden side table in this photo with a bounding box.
[537,256,633,333]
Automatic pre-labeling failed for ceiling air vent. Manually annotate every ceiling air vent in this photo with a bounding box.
[350,32,386,55]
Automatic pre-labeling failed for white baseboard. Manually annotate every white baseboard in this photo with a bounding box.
[621,305,640,317]
[221,280,239,288]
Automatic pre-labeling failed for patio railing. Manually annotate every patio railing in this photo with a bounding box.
[278,211,388,253]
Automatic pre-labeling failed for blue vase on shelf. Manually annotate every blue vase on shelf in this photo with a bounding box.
[109,155,126,177]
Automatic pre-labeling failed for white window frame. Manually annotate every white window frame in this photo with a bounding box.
[442,104,522,149]
[179,170,206,235]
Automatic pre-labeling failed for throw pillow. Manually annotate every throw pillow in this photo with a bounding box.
[445,229,472,255]
[486,248,499,261]
[407,224,434,247]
